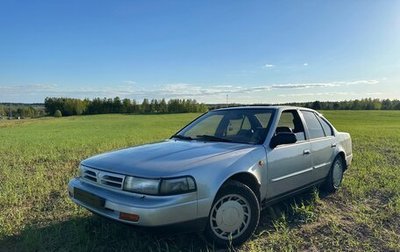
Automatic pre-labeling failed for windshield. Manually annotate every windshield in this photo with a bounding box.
[174,109,275,144]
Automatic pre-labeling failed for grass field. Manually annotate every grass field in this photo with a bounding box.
[0,111,399,251]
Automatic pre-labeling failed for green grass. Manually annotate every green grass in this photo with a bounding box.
[0,111,399,251]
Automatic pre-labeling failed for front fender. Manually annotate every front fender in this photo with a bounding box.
[188,146,266,218]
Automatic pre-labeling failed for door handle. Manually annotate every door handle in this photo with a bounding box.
[303,149,311,155]
[331,143,337,148]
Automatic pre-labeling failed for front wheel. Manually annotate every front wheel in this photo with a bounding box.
[204,180,260,247]
[322,156,345,193]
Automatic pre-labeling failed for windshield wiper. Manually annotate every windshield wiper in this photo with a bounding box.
[196,135,232,142]
[171,134,193,141]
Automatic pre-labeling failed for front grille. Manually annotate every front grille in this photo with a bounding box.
[81,166,125,190]
[83,170,97,182]
[100,175,124,188]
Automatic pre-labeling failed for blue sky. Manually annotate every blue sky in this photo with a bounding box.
[0,0,399,103]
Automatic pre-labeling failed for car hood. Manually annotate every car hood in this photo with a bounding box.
[82,139,260,177]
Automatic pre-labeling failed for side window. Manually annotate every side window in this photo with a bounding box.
[226,116,251,136]
[301,111,325,139]
[317,116,334,136]
[277,112,295,129]
[276,111,306,141]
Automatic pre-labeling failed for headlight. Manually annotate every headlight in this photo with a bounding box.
[123,176,196,195]
[123,176,160,195]
[78,164,85,177]
[160,177,196,195]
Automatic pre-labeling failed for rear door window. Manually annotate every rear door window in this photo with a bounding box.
[317,116,334,136]
[301,111,325,139]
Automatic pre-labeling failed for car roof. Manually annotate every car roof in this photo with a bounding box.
[213,105,318,113]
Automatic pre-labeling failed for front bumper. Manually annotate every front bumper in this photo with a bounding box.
[68,178,198,226]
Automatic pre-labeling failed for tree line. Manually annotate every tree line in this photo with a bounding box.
[44,97,209,116]
[0,103,45,119]
[281,98,400,110]
[210,98,400,111]
[2,98,399,119]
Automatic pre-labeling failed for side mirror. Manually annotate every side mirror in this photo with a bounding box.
[270,133,297,149]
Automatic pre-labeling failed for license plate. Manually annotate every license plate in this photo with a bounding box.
[74,188,105,209]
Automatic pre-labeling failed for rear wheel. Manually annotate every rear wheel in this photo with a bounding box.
[204,180,260,247]
[323,156,345,193]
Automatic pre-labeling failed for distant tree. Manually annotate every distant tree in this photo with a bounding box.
[45,97,63,115]
[62,99,75,116]
[332,102,340,110]
[372,98,382,110]
[27,106,37,117]
[122,98,131,113]
[154,99,160,112]
[54,110,62,117]
[105,98,113,113]
[381,99,392,110]
[87,98,101,114]
[394,100,400,110]
[141,98,150,113]
[198,103,208,113]
[74,99,86,115]
[149,99,156,113]
[167,99,179,113]
[159,99,168,113]
[130,99,138,113]
[311,101,321,110]
[113,97,122,113]
[351,99,361,110]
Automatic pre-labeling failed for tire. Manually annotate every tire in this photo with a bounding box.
[204,180,260,247]
[322,155,345,193]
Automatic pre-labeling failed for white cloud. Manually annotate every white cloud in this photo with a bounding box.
[271,80,379,89]
[123,80,136,85]
[272,83,339,89]
[365,92,383,96]
[0,79,381,103]
[344,80,379,85]
[263,64,275,68]
[156,83,248,97]
[132,80,379,98]
[303,63,308,66]
[278,92,352,97]
[0,84,57,95]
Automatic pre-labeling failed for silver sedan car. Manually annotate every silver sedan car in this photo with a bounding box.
[68,106,352,246]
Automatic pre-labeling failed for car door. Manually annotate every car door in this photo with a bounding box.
[300,110,335,181]
[266,110,314,198]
